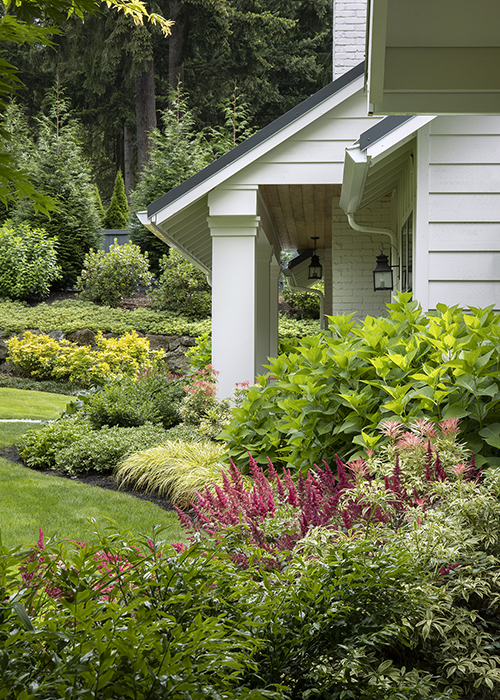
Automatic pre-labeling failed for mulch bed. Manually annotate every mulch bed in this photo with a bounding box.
[0,444,177,513]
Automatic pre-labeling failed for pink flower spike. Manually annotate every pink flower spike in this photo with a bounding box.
[379,420,404,440]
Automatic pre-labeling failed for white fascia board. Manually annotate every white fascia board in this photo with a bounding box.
[146,76,365,226]
[136,210,211,276]
[366,116,436,162]
[339,146,370,215]
[366,0,388,109]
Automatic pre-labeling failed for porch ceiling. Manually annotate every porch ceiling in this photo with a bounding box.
[260,184,341,252]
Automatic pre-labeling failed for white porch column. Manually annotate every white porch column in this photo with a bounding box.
[208,214,260,399]
[269,255,281,358]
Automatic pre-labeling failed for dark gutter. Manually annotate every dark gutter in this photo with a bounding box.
[359,115,414,151]
[147,62,365,218]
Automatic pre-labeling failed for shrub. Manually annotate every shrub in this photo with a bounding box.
[116,440,228,505]
[82,368,185,429]
[0,221,62,301]
[180,366,231,439]
[222,294,500,471]
[19,418,93,469]
[54,422,169,474]
[11,93,101,289]
[281,281,323,319]
[103,170,129,229]
[179,418,473,567]
[151,250,211,319]
[7,330,160,387]
[77,240,153,307]
[1,529,278,700]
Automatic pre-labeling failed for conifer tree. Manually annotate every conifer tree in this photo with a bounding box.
[12,91,101,289]
[103,170,129,229]
[92,184,106,227]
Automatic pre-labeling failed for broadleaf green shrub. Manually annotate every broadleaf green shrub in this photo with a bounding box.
[281,280,323,319]
[0,221,61,300]
[81,368,185,429]
[19,418,92,469]
[77,240,153,307]
[55,422,169,474]
[151,250,211,319]
[222,294,500,470]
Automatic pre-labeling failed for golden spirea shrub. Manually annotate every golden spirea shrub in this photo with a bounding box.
[7,330,162,386]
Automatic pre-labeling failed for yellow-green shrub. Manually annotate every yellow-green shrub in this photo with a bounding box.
[7,330,162,386]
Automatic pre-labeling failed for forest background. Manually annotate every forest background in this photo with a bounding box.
[6,0,333,204]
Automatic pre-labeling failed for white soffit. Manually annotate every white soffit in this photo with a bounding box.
[340,115,435,214]
[367,0,500,115]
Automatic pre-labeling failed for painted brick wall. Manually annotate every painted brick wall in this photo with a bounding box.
[331,196,393,318]
[333,0,367,79]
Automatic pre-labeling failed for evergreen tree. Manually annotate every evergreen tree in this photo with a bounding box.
[12,91,101,289]
[92,184,106,227]
[103,170,129,228]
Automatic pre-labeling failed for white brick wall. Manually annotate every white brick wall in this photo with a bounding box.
[331,196,393,318]
[333,0,367,79]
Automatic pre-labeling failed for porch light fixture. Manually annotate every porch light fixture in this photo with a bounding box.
[373,252,394,291]
[308,237,323,280]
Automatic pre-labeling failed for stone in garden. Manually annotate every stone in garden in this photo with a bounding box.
[66,329,96,346]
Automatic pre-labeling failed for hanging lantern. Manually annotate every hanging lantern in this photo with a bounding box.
[373,253,394,291]
[308,237,323,280]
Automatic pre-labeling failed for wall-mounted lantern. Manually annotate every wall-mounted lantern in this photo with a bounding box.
[372,252,394,291]
[308,237,323,280]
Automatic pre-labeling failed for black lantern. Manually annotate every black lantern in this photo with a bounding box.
[373,252,394,291]
[308,237,323,280]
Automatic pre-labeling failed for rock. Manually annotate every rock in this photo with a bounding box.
[66,329,97,347]
[0,339,8,361]
[146,334,178,352]
[48,330,65,341]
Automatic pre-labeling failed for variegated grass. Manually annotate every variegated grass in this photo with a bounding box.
[116,440,229,506]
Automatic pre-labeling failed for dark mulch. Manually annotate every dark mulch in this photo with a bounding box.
[29,290,154,310]
[0,444,177,513]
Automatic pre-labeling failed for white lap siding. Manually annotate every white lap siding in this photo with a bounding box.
[423,116,500,310]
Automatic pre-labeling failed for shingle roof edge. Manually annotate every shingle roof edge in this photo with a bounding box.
[147,62,365,218]
[359,115,414,151]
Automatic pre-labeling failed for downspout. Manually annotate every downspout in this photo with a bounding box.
[284,277,326,331]
[346,213,397,249]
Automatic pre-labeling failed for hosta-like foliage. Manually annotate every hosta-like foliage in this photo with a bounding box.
[222,293,500,470]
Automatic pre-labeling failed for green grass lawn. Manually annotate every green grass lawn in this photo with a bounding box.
[0,387,71,419]
[0,388,185,549]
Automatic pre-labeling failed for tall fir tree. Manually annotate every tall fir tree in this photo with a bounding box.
[12,90,101,289]
[103,170,129,229]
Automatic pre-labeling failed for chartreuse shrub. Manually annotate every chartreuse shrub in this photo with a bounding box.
[0,221,61,301]
[7,330,161,386]
[77,240,153,307]
[19,419,168,475]
[222,293,500,471]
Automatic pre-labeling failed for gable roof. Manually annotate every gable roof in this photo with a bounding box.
[143,62,365,223]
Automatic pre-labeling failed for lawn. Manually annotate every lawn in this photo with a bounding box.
[0,387,71,419]
[0,388,184,549]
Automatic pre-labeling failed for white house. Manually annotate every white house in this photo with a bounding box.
[138,0,500,397]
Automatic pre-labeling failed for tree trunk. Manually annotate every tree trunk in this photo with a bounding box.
[169,0,185,92]
[123,124,135,196]
[135,59,156,181]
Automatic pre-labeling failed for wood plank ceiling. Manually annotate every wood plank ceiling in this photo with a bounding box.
[260,184,341,251]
